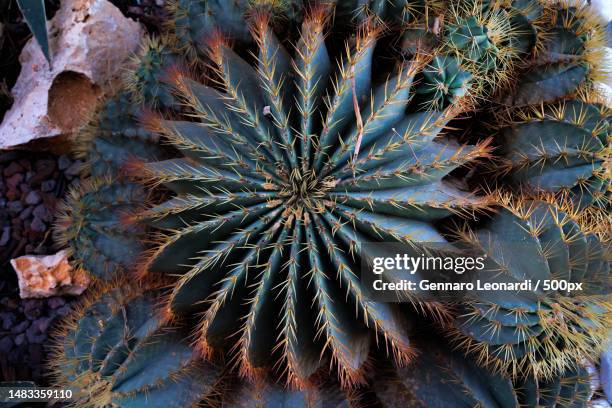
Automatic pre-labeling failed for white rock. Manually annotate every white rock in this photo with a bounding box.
[0,0,143,149]
[10,250,90,298]
[592,399,612,408]
[591,0,612,22]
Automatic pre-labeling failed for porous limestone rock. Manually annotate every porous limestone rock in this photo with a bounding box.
[0,0,143,149]
[10,250,90,298]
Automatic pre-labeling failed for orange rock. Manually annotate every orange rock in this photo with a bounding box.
[10,250,90,298]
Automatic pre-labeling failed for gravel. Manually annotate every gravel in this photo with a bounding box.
[0,151,80,385]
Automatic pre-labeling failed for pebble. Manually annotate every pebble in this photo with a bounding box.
[10,321,30,334]
[3,162,23,177]
[64,161,82,179]
[33,204,53,222]
[26,325,46,344]
[25,190,41,205]
[14,333,25,346]
[41,179,56,192]
[30,217,47,233]
[7,201,23,213]
[58,155,72,170]
[56,305,72,317]
[1,312,16,330]
[19,206,34,220]
[0,336,13,353]
[47,297,66,309]
[0,226,10,246]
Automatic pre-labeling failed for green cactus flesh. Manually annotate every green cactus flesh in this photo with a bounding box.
[79,92,164,178]
[49,284,221,408]
[54,178,147,281]
[372,340,593,408]
[503,2,607,106]
[500,98,610,209]
[451,198,610,379]
[132,8,494,387]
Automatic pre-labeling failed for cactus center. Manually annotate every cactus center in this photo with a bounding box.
[278,170,338,216]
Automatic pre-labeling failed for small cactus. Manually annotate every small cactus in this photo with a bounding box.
[497,95,610,209]
[54,178,147,280]
[449,194,610,379]
[48,282,222,408]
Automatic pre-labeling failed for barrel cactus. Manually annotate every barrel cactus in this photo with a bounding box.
[130,5,493,387]
[372,339,593,408]
[450,194,610,379]
[54,178,147,280]
[48,282,222,408]
[504,0,608,106]
[497,95,610,209]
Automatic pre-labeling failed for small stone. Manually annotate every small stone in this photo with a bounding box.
[24,301,42,320]
[7,201,23,213]
[26,325,47,344]
[35,316,53,333]
[11,321,30,334]
[1,312,16,330]
[25,191,41,205]
[6,173,24,189]
[3,162,23,177]
[58,155,72,170]
[64,161,82,179]
[30,217,47,233]
[41,180,56,192]
[14,333,25,346]
[19,206,34,220]
[56,305,71,317]
[0,336,13,353]
[10,250,90,298]
[25,171,33,182]
[30,160,56,184]
[0,226,10,246]
[33,204,53,222]
[47,297,66,309]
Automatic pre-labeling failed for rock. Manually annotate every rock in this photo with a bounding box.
[26,325,47,344]
[10,250,91,298]
[32,204,52,222]
[0,226,10,246]
[1,312,15,330]
[11,320,29,334]
[47,297,66,309]
[602,341,612,404]
[0,336,13,353]
[6,173,24,190]
[25,191,41,205]
[3,162,23,177]
[592,399,612,408]
[58,155,72,170]
[56,305,71,317]
[64,161,82,179]
[14,333,25,346]
[19,206,34,220]
[7,201,23,213]
[41,180,56,192]
[0,0,144,149]
[30,160,56,184]
[34,316,53,333]
[30,217,47,233]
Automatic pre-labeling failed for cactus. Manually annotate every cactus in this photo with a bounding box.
[449,194,610,379]
[497,95,610,209]
[54,178,147,281]
[503,1,608,106]
[77,92,164,178]
[372,339,593,408]
[125,37,180,110]
[48,282,222,408]
[127,5,496,387]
